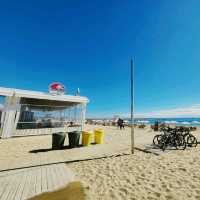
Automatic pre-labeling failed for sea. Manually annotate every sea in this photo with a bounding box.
[130,118,200,127]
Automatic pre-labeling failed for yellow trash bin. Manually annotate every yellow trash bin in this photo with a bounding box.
[82,130,93,146]
[94,129,104,144]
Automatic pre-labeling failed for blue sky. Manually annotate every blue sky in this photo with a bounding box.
[0,0,200,118]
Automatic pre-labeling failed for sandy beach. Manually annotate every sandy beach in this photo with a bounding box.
[0,125,200,199]
[1,1,200,199]
[67,125,200,200]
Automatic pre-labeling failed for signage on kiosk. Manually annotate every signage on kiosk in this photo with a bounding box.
[49,83,65,95]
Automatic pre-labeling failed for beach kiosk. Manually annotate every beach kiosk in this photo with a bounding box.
[0,85,89,138]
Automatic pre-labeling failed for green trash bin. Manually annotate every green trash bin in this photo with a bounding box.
[52,132,66,149]
[68,131,81,148]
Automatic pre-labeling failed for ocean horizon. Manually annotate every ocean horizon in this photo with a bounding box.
[87,117,200,127]
[132,117,200,127]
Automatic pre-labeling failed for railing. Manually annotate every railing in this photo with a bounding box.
[14,124,82,136]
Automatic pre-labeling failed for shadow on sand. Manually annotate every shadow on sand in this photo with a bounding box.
[29,143,97,153]
[29,145,82,153]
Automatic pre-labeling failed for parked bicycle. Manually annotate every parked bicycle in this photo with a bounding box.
[177,127,198,147]
[153,126,197,151]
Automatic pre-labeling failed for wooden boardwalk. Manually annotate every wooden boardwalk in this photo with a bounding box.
[0,163,74,200]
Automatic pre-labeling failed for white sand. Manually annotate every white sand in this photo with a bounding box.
[67,125,200,200]
[68,149,200,200]
[0,125,200,199]
[0,124,155,171]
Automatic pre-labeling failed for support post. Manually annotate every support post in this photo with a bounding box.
[0,111,5,137]
[131,58,134,154]
[81,103,86,132]
[1,94,20,138]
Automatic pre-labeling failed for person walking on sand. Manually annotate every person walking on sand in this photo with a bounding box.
[121,119,125,129]
[117,118,124,130]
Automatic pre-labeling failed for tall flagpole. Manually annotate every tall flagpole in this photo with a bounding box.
[131,58,134,154]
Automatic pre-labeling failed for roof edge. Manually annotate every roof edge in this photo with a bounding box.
[0,87,89,104]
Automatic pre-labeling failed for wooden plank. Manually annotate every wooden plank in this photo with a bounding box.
[52,164,64,189]
[21,169,33,200]
[41,165,47,193]
[46,165,54,192]
[32,168,38,197]
[0,174,15,200]
[59,164,74,185]
[53,164,65,187]
[0,164,74,200]
[58,164,69,185]
[14,170,27,200]
[0,177,10,199]
[26,168,36,199]
[35,167,42,195]
[6,172,22,200]
[49,165,57,189]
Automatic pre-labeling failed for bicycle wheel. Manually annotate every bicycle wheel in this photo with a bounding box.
[161,141,167,151]
[153,135,162,147]
[159,135,168,151]
[175,135,186,150]
[187,135,198,147]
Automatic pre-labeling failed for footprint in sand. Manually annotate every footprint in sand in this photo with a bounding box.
[165,195,174,199]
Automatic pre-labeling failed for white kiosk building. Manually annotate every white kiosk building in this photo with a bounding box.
[0,86,89,138]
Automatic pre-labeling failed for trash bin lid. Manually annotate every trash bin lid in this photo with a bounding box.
[53,132,65,135]
[68,131,81,134]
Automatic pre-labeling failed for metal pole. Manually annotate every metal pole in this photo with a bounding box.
[131,58,134,154]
